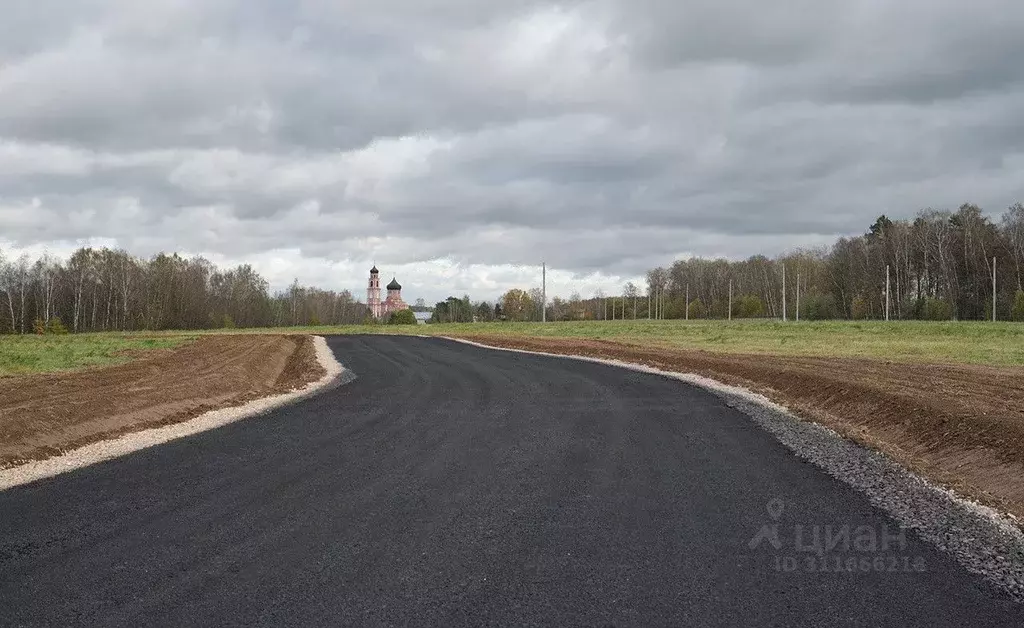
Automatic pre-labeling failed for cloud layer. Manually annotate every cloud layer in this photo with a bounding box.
[3,0,1024,302]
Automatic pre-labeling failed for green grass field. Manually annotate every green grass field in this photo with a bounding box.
[4,319,1022,376]
[0,334,193,377]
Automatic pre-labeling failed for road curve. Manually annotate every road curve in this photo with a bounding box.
[0,335,1019,626]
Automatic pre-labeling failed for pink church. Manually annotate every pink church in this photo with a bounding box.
[366,265,408,319]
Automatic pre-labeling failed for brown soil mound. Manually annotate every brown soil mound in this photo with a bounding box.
[456,334,1024,520]
[0,335,324,468]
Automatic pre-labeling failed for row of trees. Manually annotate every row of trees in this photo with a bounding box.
[489,286,647,322]
[430,289,589,323]
[0,248,368,333]
[5,202,1023,332]
[473,203,1024,323]
[642,204,1024,321]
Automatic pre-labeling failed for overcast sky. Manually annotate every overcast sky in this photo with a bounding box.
[2,0,1023,303]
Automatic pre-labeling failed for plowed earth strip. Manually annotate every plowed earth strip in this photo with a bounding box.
[0,335,324,468]
[453,334,1024,522]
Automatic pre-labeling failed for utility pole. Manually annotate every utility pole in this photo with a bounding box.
[782,264,787,322]
[796,273,800,322]
[728,279,733,321]
[993,257,997,322]
[685,283,689,321]
[542,262,546,323]
[885,265,891,322]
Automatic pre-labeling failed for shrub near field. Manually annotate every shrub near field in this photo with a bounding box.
[0,334,191,376]
[387,309,418,325]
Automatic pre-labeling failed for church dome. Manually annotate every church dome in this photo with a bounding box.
[387,277,402,291]
[370,265,379,274]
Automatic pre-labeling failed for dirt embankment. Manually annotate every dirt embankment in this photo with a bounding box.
[0,335,324,468]
[456,334,1024,521]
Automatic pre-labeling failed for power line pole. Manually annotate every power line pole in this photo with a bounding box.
[728,279,733,321]
[542,262,546,323]
[685,283,689,321]
[993,257,997,322]
[796,273,800,322]
[782,264,787,322]
[885,265,890,322]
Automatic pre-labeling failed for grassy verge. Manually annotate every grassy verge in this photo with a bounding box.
[0,334,194,377]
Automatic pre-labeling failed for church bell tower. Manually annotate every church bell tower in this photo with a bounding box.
[367,265,382,319]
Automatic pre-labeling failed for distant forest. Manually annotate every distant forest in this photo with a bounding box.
[2,202,1023,333]
[439,202,1024,323]
[641,203,1024,322]
[0,249,367,334]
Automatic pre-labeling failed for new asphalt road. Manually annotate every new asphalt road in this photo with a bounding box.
[1,335,1020,626]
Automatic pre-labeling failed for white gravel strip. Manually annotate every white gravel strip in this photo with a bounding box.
[0,335,347,492]
[447,336,1024,601]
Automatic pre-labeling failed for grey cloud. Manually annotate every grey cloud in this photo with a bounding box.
[3,0,1024,299]
[614,0,842,67]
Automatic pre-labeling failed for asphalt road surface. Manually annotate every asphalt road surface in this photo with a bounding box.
[1,335,1020,627]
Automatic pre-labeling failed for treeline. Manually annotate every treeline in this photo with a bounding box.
[644,204,1024,321]
[6,203,1024,333]
[428,288,641,323]
[469,203,1024,323]
[0,248,367,333]
[429,289,596,323]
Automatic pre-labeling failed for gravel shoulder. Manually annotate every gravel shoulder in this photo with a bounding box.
[0,334,326,469]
